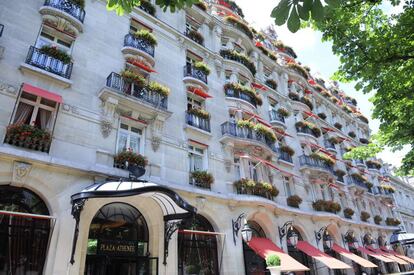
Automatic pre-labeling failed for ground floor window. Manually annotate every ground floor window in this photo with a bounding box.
[178,214,219,275]
[85,203,157,275]
[0,186,51,275]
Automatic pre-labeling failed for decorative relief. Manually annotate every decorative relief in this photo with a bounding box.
[151,136,161,152]
[12,161,32,186]
[0,82,17,95]
[100,119,113,138]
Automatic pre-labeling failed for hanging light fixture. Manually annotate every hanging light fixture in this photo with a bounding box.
[288,230,299,248]
[324,233,334,250]
[241,222,253,242]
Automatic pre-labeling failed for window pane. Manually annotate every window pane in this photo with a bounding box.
[21,92,37,102]
[13,102,34,125]
[35,109,52,130]
[131,127,142,134]
[120,123,128,130]
[117,132,128,153]
[194,155,203,171]
[40,98,57,108]
[40,31,54,41]
[129,135,140,154]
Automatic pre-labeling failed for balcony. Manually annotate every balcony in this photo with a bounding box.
[220,122,277,153]
[220,49,256,76]
[275,148,293,164]
[183,64,208,89]
[22,46,73,83]
[269,110,286,128]
[354,159,366,168]
[122,34,155,65]
[373,186,393,197]
[184,29,204,45]
[347,176,368,189]
[39,0,85,34]
[299,155,333,174]
[324,139,336,151]
[186,111,210,132]
[224,85,257,108]
[296,126,318,138]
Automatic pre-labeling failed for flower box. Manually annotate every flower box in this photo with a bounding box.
[360,211,371,222]
[286,195,302,208]
[312,200,341,213]
[385,217,401,226]
[5,123,51,153]
[114,151,146,170]
[343,208,354,219]
[234,178,279,199]
[190,170,214,189]
[374,215,382,225]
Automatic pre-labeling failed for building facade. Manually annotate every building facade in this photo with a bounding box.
[0,0,412,274]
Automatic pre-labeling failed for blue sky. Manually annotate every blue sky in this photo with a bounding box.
[235,0,406,167]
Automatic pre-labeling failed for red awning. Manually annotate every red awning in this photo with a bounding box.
[356,246,394,263]
[296,241,351,269]
[127,59,157,73]
[381,249,414,265]
[322,127,336,133]
[304,89,312,95]
[243,110,272,128]
[22,83,63,103]
[251,82,268,91]
[247,238,309,272]
[308,79,316,86]
[252,156,302,179]
[303,111,318,119]
[368,247,408,265]
[273,128,293,138]
[305,142,335,157]
[331,243,377,268]
[188,87,213,99]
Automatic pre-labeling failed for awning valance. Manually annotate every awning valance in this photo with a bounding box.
[22,83,63,103]
[367,247,408,265]
[331,243,377,268]
[296,241,351,270]
[380,247,414,264]
[356,246,394,263]
[247,237,309,272]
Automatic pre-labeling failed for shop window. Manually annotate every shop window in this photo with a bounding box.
[116,122,143,154]
[188,144,205,172]
[0,186,51,275]
[11,91,58,131]
[35,25,73,53]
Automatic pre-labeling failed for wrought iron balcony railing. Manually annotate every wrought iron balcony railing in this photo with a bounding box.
[296,126,318,138]
[324,139,336,150]
[347,176,368,189]
[299,155,334,173]
[186,112,210,132]
[106,72,168,110]
[269,110,285,124]
[275,148,293,163]
[221,122,277,152]
[224,86,257,107]
[25,46,73,79]
[124,34,155,57]
[43,0,85,23]
[183,64,208,84]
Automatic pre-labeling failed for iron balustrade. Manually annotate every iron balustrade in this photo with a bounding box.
[186,112,211,132]
[25,46,73,79]
[354,159,365,166]
[269,110,285,124]
[347,176,368,189]
[275,148,293,163]
[124,34,155,57]
[183,64,208,84]
[373,186,392,196]
[296,126,318,138]
[184,29,204,45]
[224,86,257,107]
[106,72,168,110]
[219,50,255,75]
[299,155,334,173]
[43,0,85,23]
[324,139,336,150]
[221,122,277,151]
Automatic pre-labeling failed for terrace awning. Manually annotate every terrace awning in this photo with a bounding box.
[380,247,414,264]
[331,243,377,268]
[247,237,309,272]
[356,246,394,263]
[22,83,63,103]
[367,247,408,265]
[296,241,351,269]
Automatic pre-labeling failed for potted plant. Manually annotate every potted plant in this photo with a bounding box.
[287,195,302,208]
[385,217,401,226]
[280,145,295,156]
[286,63,308,79]
[194,61,210,75]
[237,119,255,129]
[121,70,146,86]
[348,131,356,138]
[288,91,300,101]
[334,122,343,130]
[310,152,336,166]
[220,49,256,75]
[186,264,201,275]
[277,107,290,117]
[344,208,354,219]
[224,82,262,105]
[374,215,382,225]
[360,211,371,222]
[265,79,277,90]
[190,170,214,189]
[318,112,327,120]
[300,96,313,110]
[147,81,170,97]
[266,254,281,275]
[4,123,52,152]
[187,108,210,119]
[39,45,71,64]
[132,29,157,46]
[254,123,276,142]
[224,16,254,39]
[187,29,204,44]
[114,150,146,170]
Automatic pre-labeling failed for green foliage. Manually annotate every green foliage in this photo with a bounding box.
[70,0,85,8]
[224,82,262,105]
[266,254,281,267]
[224,16,254,39]
[133,29,157,46]
[343,140,384,161]
[106,0,200,15]
[360,211,371,222]
[114,151,147,167]
[187,108,210,119]
[343,208,354,218]
[194,61,210,75]
[190,170,214,187]
[287,195,302,208]
[147,81,170,96]
[121,70,146,86]
[39,45,71,64]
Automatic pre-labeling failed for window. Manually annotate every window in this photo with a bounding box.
[232,42,244,54]
[129,19,151,33]
[238,74,249,86]
[248,161,258,181]
[234,157,241,180]
[187,96,203,110]
[221,37,229,48]
[185,15,200,33]
[36,25,73,53]
[12,91,58,131]
[283,176,292,196]
[269,99,278,111]
[225,70,232,83]
[263,67,272,78]
[116,123,143,154]
[188,144,205,172]
[186,51,202,66]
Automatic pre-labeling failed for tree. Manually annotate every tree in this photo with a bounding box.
[106,0,199,14]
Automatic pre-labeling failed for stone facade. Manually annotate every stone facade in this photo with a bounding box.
[0,0,411,274]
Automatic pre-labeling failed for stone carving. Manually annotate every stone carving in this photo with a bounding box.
[12,161,32,186]
[0,82,17,95]
[100,119,112,138]
[151,136,161,152]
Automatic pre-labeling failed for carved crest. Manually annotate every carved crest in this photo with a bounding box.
[100,119,112,138]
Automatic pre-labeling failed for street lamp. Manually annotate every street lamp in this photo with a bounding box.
[324,233,334,250]
[278,221,294,246]
[288,230,299,248]
[232,213,247,245]
[315,226,328,248]
[241,222,253,242]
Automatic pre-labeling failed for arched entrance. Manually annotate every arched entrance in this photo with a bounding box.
[343,230,363,275]
[84,203,155,275]
[363,233,384,274]
[322,229,344,275]
[0,186,51,275]
[178,214,219,275]
[243,221,268,275]
[287,227,313,275]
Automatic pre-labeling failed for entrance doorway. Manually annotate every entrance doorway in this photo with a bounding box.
[0,186,52,275]
[84,203,157,275]
[243,221,269,275]
[287,227,314,275]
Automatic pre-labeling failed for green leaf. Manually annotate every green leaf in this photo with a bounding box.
[311,0,324,21]
[325,0,340,8]
[271,0,291,26]
[298,4,310,20]
[287,7,301,33]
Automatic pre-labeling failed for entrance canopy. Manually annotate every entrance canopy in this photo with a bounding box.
[296,241,351,270]
[71,181,197,221]
[247,237,309,272]
[331,243,377,268]
[367,247,408,265]
[356,246,394,263]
